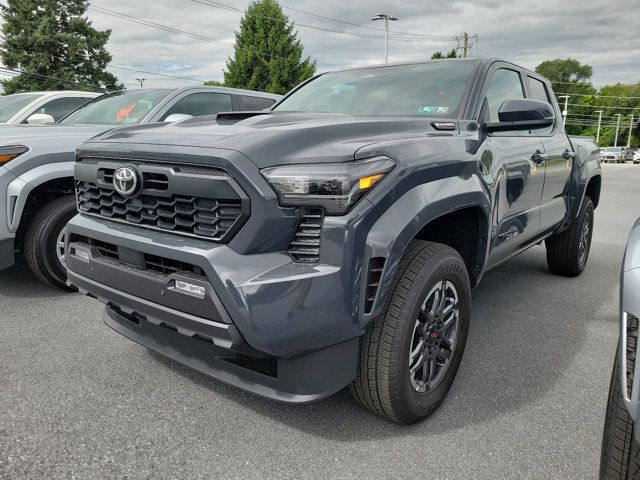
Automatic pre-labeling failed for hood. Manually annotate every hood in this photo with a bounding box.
[0,124,114,148]
[86,112,456,168]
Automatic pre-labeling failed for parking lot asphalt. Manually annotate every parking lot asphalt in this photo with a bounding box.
[1,162,638,480]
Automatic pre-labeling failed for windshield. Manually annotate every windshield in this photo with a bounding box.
[0,93,45,122]
[274,62,475,117]
[60,89,172,125]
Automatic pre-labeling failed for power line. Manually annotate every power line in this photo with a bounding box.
[191,0,456,42]
[0,66,107,91]
[278,3,456,39]
[89,4,341,68]
[552,80,640,90]
[109,65,205,83]
[565,103,639,110]
[555,92,640,100]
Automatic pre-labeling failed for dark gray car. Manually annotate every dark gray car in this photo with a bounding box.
[0,86,280,288]
[65,59,601,423]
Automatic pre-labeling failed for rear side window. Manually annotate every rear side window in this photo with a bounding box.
[484,68,525,122]
[31,96,94,122]
[160,92,232,120]
[528,77,550,103]
[239,95,275,111]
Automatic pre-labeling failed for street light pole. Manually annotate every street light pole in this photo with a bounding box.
[628,114,635,148]
[614,114,622,147]
[595,110,603,144]
[371,14,398,64]
[135,77,146,88]
[557,95,570,127]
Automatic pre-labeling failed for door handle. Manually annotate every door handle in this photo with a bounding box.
[531,150,548,164]
[563,149,576,160]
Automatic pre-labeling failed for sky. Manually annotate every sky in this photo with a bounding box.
[10,0,640,90]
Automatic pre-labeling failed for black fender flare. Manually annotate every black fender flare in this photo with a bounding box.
[360,174,491,329]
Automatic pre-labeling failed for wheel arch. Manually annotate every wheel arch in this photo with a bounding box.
[361,175,490,329]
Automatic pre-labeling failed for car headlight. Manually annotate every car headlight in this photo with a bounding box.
[0,145,29,165]
[261,156,395,215]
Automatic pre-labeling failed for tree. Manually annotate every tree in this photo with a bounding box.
[223,0,315,94]
[536,58,595,136]
[0,0,122,94]
[204,80,225,87]
[431,48,458,60]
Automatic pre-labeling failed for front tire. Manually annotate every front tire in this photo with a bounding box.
[600,317,640,479]
[24,195,77,290]
[545,197,594,277]
[349,241,471,424]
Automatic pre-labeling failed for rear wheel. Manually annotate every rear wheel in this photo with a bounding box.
[24,195,77,290]
[545,197,594,277]
[600,316,640,479]
[349,241,471,424]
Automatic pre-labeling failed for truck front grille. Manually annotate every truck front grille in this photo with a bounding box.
[75,158,250,242]
[72,234,205,279]
[77,183,243,241]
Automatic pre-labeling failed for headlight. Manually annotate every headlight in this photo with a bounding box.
[0,145,28,165]
[261,156,395,215]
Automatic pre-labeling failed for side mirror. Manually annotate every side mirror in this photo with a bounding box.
[484,99,555,133]
[164,113,193,123]
[26,113,55,125]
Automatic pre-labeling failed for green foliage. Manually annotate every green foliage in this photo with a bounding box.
[204,80,225,87]
[223,0,315,95]
[535,58,640,147]
[431,49,458,60]
[0,0,122,93]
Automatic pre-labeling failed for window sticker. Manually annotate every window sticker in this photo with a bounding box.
[418,106,450,114]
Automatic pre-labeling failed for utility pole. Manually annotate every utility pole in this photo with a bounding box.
[558,95,570,127]
[614,113,622,147]
[135,77,146,88]
[371,14,398,64]
[595,110,603,144]
[628,114,635,148]
[456,33,478,58]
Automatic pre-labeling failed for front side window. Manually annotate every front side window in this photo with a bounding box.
[61,89,172,125]
[30,96,94,122]
[274,62,475,117]
[0,93,44,122]
[160,92,232,120]
[484,68,525,122]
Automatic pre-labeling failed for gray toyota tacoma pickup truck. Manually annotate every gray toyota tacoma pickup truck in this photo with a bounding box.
[65,58,601,424]
[0,86,280,289]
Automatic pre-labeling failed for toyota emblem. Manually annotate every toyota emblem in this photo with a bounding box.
[113,166,139,196]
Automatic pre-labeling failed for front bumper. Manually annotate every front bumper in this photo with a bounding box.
[64,212,369,402]
[0,166,18,270]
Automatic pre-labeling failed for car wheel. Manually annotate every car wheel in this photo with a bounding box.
[545,196,594,277]
[24,195,78,290]
[349,240,471,424]
[600,317,640,479]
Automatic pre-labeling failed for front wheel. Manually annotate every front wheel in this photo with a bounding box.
[24,195,78,290]
[349,241,471,424]
[545,197,594,277]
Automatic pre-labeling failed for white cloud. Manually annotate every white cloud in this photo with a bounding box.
[11,0,640,89]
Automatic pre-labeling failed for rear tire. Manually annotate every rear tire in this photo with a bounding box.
[545,197,594,277]
[349,241,471,424]
[600,317,640,479]
[24,195,77,290]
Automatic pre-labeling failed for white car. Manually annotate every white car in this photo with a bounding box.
[601,146,625,163]
[0,91,99,125]
[633,150,640,164]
